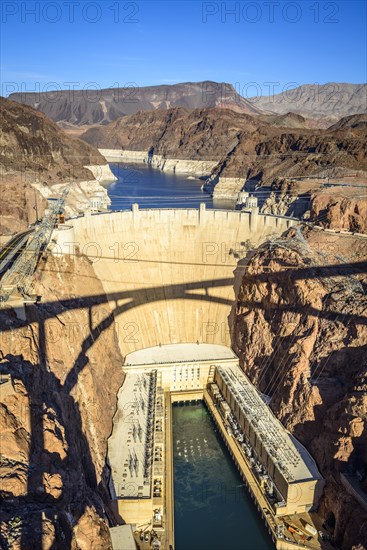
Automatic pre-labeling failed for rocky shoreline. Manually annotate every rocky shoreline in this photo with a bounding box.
[99,148,217,177]
[33,163,117,220]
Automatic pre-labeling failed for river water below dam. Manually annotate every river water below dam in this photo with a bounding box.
[108,163,235,210]
[172,403,274,550]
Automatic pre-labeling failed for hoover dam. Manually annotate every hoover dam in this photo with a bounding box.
[1,8,366,547]
[54,205,296,354]
[48,205,328,549]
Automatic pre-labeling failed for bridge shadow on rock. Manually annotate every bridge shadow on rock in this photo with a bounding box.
[0,350,101,549]
[0,258,366,548]
[2,260,366,334]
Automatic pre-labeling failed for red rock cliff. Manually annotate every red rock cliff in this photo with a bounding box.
[0,253,124,548]
[232,226,367,549]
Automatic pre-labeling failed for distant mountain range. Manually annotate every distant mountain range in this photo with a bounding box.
[8,81,367,128]
[249,82,367,122]
[8,81,262,127]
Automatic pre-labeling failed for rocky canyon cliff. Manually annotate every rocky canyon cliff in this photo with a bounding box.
[80,107,367,186]
[0,252,124,549]
[233,226,367,549]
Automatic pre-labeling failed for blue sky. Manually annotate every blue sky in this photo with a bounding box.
[1,0,366,97]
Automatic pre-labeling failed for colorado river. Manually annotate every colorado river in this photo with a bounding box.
[172,403,274,550]
[108,163,235,210]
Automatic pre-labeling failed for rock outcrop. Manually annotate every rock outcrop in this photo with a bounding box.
[0,97,115,235]
[0,252,124,548]
[259,172,367,233]
[258,112,311,129]
[260,190,297,216]
[310,191,367,233]
[232,226,367,549]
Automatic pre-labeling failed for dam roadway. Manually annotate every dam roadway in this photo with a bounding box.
[54,205,296,355]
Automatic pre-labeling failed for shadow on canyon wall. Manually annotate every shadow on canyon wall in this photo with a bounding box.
[0,259,367,548]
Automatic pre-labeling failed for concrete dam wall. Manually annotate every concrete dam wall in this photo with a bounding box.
[55,206,296,356]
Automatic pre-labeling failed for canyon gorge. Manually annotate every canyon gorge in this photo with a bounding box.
[1,82,367,549]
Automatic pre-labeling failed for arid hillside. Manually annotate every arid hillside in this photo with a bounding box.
[328,112,367,132]
[9,82,366,129]
[81,107,367,184]
[81,107,259,160]
[257,111,312,129]
[0,97,111,235]
[247,83,367,124]
[8,81,263,127]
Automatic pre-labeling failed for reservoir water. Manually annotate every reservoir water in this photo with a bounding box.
[108,163,235,210]
[172,403,274,550]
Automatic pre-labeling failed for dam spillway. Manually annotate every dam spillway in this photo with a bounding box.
[55,205,296,356]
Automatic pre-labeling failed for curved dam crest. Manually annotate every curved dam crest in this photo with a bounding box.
[55,206,296,355]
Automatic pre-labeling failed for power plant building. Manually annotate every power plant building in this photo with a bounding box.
[212,365,324,516]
